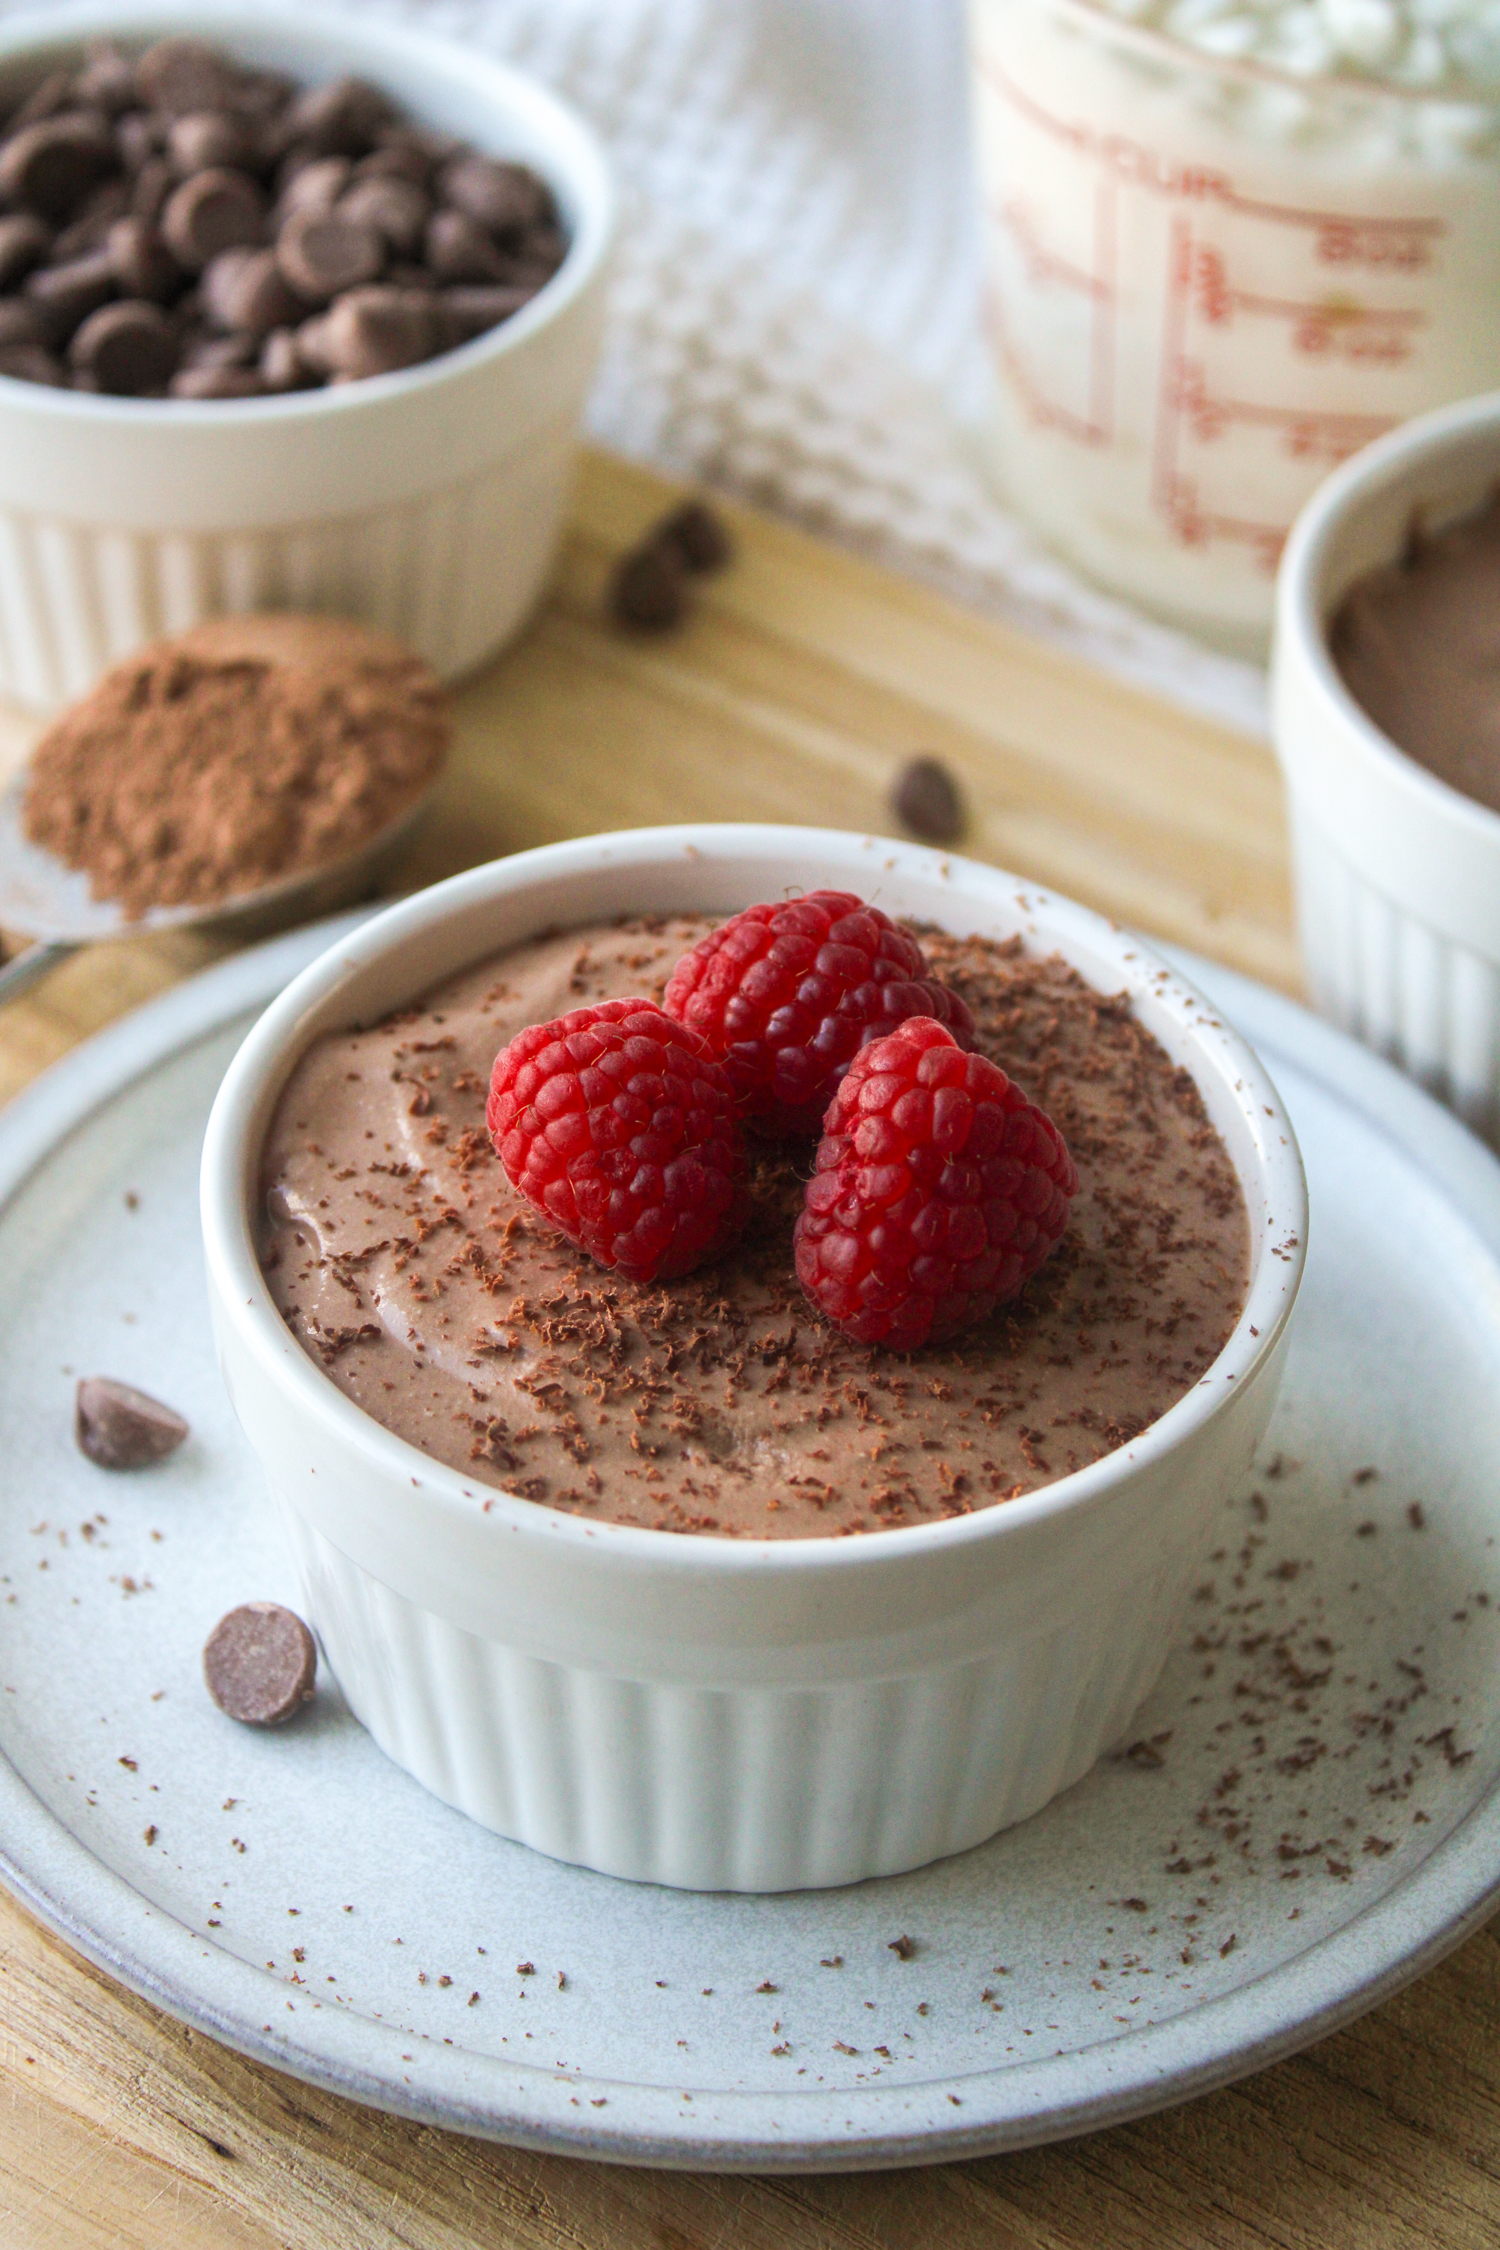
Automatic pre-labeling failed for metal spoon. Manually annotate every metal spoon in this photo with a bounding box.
[0,769,438,1007]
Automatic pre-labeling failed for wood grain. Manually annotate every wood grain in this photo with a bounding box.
[2,447,1491,2249]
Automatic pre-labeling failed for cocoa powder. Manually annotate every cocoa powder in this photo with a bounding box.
[23,613,448,918]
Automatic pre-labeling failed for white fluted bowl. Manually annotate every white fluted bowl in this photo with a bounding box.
[200,826,1307,1892]
[1273,392,1500,1145]
[0,3,613,710]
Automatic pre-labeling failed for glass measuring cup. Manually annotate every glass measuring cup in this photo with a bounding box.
[969,0,1500,652]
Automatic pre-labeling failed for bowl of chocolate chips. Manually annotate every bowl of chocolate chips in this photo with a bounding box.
[0,6,614,709]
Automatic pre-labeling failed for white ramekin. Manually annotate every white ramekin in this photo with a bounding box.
[1272,392,1500,1146]
[200,826,1307,1893]
[0,4,613,710]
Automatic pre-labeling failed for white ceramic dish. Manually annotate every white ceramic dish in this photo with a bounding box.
[0,3,614,710]
[1272,390,1500,1146]
[199,827,1307,1894]
[1,917,1498,2165]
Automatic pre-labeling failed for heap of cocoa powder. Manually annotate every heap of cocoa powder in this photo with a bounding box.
[23,612,449,918]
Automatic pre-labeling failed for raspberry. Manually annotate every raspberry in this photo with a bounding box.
[794,1017,1077,1351]
[663,890,975,1136]
[487,999,747,1283]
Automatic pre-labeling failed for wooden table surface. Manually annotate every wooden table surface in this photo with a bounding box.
[2,451,1497,2248]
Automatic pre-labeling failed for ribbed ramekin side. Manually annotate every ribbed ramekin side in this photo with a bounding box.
[1290,798,1500,1144]
[0,411,577,709]
[274,1504,1210,1892]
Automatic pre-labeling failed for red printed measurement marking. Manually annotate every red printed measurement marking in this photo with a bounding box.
[1193,245,1425,364]
[1153,217,1395,566]
[993,187,1116,442]
[979,53,1444,266]
[979,52,1431,560]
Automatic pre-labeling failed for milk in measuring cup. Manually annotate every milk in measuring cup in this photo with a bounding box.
[969,0,1500,649]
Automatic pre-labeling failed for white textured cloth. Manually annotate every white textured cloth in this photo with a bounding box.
[6,0,1270,733]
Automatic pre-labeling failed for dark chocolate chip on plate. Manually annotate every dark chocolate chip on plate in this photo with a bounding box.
[203,1603,317,1725]
[892,754,967,846]
[75,1376,190,1468]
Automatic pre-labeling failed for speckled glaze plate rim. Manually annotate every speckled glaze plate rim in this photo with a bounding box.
[2,913,1500,2172]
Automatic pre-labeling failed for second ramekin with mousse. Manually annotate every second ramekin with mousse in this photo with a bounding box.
[201,826,1307,1893]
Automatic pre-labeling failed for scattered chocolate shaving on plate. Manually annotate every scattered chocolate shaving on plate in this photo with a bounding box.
[75,1376,189,1468]
[203,1602,317,1725]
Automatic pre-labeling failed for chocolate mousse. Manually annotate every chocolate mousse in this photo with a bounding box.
[1331,488,1500,817]
[258,917,1249,1539]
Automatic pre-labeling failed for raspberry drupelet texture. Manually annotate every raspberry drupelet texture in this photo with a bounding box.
[662,890,975,1136]
[487,998,748,1284]
[794,1016,1077,1351]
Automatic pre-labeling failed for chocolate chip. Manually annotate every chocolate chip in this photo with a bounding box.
[75,1376,189,1469]
[180,328,258,372]
[10,72,75,132]
[128,156,173,227]
[424,207,507,286]
[304,284,435,378]
[0,114,118,222]
[69,299,178,394]
[24,251,117,347]
[134,38,234,118]
[435,283,535,346]
[611,541,688,631]
[170,361,265,399]
[892,755,966,846]
[0,213,51,291]
[161,167,265,271]
[357,135,433,188]
[0,300,45,348]
[202,245,301,335]
[52,177,131,262]
[0,37,568,402]
[0,343,62,385]
[439,154,550,239]
[658,500,733,575]
[284,76,391,159]
[339,175,429,259]
[168,110,255,178]
[106,216,180,301]
[259,325,313,391]
[116,111,165,173]
[276,207,384,303]
[203,1603,317,1725]
[272,153,350,221]
[75,44,139,117]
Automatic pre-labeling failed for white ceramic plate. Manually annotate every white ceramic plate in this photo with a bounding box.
[2,915,1499,2171]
